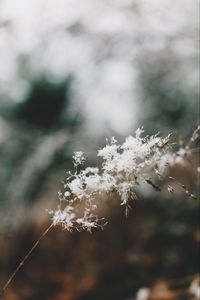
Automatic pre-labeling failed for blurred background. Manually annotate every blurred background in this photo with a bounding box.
[0,0,199,299]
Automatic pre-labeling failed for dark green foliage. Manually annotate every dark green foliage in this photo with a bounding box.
[16,78,72,130]
[0,76,81,218]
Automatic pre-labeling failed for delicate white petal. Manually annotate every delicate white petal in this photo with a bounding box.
[50,127,198,231]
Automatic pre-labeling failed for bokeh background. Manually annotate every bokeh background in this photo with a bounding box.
[0,0,199,299]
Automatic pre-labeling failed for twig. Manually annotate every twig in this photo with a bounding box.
[165,273,199,286]
[149,288,191,300]
[0,222,54,298]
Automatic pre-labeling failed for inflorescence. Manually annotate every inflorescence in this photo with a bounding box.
[49,127,199,232]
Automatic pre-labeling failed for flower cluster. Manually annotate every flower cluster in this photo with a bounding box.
[50,127,199,232]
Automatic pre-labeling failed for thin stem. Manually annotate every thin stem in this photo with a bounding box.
[0,222,54,298]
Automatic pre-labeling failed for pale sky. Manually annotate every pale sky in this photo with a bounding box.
[0,0,198,135]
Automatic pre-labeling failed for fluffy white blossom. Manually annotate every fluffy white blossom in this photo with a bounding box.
[136,287,150,300]
[51,127,199,231]
[72,151,86,167]
[51,206,75,231]
[189,277,200,299]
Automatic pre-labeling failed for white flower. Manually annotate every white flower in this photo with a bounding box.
[135,127,144,139]
[68,177,85,199]
[64,191,71,198]
[72,151,85,166]
[136,287,150,300]
[189,277,200,299]
[97,143,119,161]
[50,126,199,231]
[52,206,75,230]
[76,218,97,232]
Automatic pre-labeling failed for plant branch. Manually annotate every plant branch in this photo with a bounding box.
[0,222,54,299]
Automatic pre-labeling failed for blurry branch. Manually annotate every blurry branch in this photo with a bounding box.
[4,129,71,229]
[0,126,199,297]
[7,129,70,203]
[186,126,200,149]
[166,273,199,286]
[135,274,200,300]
